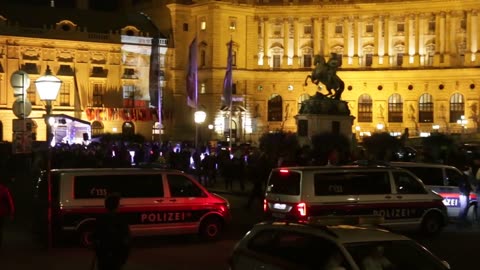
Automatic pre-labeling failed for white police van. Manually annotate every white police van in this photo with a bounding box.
[33,168,231,247]
[263,165,448,235]
[390,161,477,220]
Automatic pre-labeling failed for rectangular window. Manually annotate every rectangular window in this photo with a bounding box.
[449,105,464,123]
[183,23,189,32]
[388,102,403,123]
[304,25,312,35]
[59,82,70,106]
[366,24,374,33]
[419,102,434,123]
[92,83,104,107]
[273,55,281,68]
[365,54,373,67]
[200,19,206,31]
[201,50,206,66]
[397,23,405,33]
[303,55,312,68]
[273,25,281,37]
[232,51,237,66]
[123,84,135,99]
[200,83,206,94]
[267,170,301,195]
[428,21,436,33]
[27,83,37,105]
[335,25,343,34]
[358,103,372,122]
[396,53,404,66]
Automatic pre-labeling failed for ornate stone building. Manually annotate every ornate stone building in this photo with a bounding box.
[0,0,479,146]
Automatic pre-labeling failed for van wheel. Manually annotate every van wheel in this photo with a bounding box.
[421,213,443,236]
[199,216,223,241]
[78,225,95,248]
[467,205,478,223]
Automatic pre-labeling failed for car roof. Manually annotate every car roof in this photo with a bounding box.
[271,165,403,172]
[50,167,184,174]
[389,161,458,169]
[252,221,409,244]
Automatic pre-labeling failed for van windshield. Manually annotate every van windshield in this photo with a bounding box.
[267,170,301,195]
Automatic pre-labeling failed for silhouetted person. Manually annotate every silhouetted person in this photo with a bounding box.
[0,177,15,248]
[93,193,131,270]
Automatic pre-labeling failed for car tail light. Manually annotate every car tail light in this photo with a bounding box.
[297,202,307,216]
[470,193,478,201]
[263,199,267,212]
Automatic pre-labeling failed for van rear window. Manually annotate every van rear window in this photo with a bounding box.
[268,171,301,195]
[74,174,164,198]
[314,172,391,195]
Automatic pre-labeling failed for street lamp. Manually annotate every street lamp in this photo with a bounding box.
[35,65,62,249]
[194,109,206,150]
[457,115,468,133]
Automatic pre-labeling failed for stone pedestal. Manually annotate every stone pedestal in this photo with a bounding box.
[295,92,355,147]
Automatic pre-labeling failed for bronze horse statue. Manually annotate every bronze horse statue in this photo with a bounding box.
[304,53,345,100]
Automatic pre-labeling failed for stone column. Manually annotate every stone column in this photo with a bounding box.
[435,12,445,65]
[384,15,391,66]
[418,13,426,65]
[322,17,329,56]
[413,14,420,66]
[282,18,289,68]
[353,16,360,66]
[293,18,299,68]
[263,17,270,68]
[466,10,477,65]
[313,17,320,55]
[373,15,380,67]
[404,15,410,67]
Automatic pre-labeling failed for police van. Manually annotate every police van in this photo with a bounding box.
[263,165,448,235]
[389,162,477,221]
[33,168,231,247]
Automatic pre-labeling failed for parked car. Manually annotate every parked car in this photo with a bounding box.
[229,216,450,270]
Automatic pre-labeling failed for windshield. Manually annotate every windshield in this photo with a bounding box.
[345,240,448,270]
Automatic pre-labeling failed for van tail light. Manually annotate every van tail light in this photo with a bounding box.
[470,193,478,201]
[297,202,307,217]
[263,199,267,212]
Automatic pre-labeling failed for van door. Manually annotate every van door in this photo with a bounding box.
[390,171,434,225]
[444,168,468,218]
[164,173,211,232]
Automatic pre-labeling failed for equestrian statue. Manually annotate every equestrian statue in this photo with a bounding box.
[304,53,345,100]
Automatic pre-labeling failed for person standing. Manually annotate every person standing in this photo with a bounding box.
[93,193,131,270]
[0,177,15,248]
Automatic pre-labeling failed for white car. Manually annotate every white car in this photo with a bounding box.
[229,216,450,270]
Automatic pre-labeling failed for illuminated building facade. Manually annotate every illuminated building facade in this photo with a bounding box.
[0,0,479,146]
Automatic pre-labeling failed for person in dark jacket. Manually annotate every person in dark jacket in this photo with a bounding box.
[93,193,131,270]
[0,177,14,248]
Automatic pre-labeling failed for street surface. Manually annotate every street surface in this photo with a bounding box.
[1,181,479,269]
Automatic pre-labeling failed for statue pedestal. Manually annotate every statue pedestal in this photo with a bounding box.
[295,92,354,146]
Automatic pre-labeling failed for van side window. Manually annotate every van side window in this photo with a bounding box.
[400,167,443,186]
[74,174,164,198]
[167,174,205,197]
[314,172,390,195]
[445,168,462,186]
[392,172,427,194]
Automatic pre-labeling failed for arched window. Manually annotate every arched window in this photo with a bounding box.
[122,121,135,136]
[91,121,104,137]
[388,94,403,123]
[298,94,310,112]
[268,94,283,121]
[449,93,464,123]
[358,94,372,122]
[419,93,434,123]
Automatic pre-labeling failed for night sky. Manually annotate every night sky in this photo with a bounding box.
[4,0,120,12]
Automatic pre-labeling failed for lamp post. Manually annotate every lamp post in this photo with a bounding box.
[35,65,62,249]
[194,109,206,150]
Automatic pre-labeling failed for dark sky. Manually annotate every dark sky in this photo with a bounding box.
[4,0,120,12]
